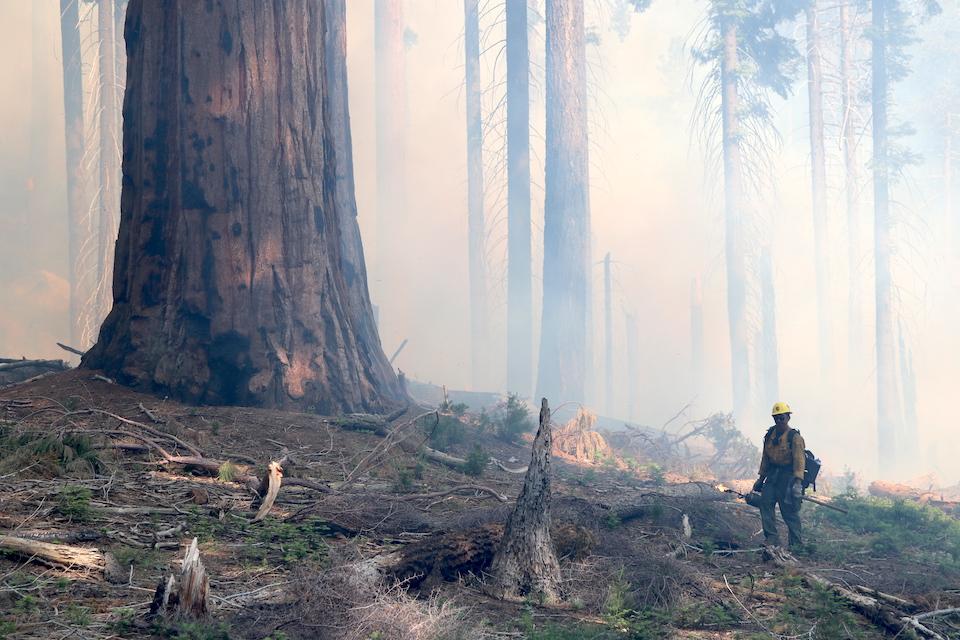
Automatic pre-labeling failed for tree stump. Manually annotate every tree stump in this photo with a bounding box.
[148,538,209,620]
[486,398,562,604]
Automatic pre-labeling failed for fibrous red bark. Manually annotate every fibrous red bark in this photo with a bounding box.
[82,0,402,413]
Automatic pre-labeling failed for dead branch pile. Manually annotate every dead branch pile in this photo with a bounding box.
[293,553,480,640]
[869,481,960,511]
[623,412,759,479]
[553,407,612,464]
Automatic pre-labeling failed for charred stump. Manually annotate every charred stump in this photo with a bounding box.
[81,0,402,413]
[486,398,562,603]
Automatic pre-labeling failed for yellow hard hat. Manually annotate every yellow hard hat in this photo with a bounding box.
[771,401,792,416]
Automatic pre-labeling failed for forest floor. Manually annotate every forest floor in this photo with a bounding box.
[2,371,960,639]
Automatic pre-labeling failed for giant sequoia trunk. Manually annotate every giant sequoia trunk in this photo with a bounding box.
[720,21,751,423]
[465,0,489,390]
[806,0,831,377]
[537,0,590,405]
[82,0,402,413]
[871,0,901,473]
[506,0,532,397]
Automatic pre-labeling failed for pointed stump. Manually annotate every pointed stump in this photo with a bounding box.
[486,398,562,604]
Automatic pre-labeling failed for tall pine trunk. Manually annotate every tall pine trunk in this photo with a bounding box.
[603,252,613,414]
[690,277,704,399]
[871,0,901,474]
[96,0,122,328]
[82,0,402,413]
[840,0,862,371]
[506,0,532,397]
[465,0,488,390]
[374,0,406,305]
[60,0,85,346]
[720,21,750,423]
[760,247,780,403]
[538,0,590,404]
[806,0,831,377]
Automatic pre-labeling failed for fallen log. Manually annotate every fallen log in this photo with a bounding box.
[806,572,940,639]
[0,532,106,574]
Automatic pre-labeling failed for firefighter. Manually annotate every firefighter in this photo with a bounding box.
[752,402,805,549]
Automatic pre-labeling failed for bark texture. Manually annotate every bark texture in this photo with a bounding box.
[487,398,562,603]
[538,0,590,405]
[506,0,532,397]
[82,0,402,413]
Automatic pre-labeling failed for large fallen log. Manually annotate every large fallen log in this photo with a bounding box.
[0,532,122,581]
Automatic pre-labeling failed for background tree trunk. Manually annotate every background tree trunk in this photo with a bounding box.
[506,0,532,398]
[487,398,562,604]
[720,21,750,424]
[324,0,402,405]
[464,0,488,391]
[60,0,85,347]
[374,0,406,308]
[81,0,402,413]
[840,0,863,374]
[96,0,122,329]
[760,246,780,404]
[806,0,831,378]
[690,277,704,400]
[538,0,590,405]
[872,0,901,474]
[603,252,613,415]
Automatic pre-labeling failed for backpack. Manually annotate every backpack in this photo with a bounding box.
[764,427,822,492]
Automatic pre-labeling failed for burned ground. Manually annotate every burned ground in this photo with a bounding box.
[1,371,959,639]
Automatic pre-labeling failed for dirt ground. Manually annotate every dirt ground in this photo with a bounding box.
[1,371,959,639]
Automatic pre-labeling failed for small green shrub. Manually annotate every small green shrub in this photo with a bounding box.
[428,415,468,451]
[64,604,91,627]
[56,486,93,522]
[217,461,238,482]
[497,394,534,443]
[463,446,488,477]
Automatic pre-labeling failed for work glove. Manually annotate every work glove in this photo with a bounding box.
[752,477,765,493]
[790,479,803,500]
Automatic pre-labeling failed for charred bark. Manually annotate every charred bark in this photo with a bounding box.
[82,0,402,413]
[487,398,562,604]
